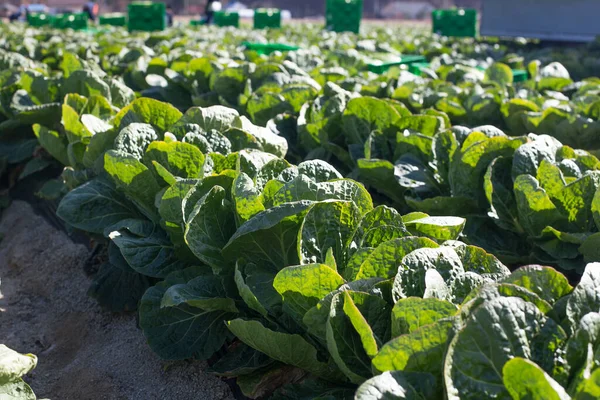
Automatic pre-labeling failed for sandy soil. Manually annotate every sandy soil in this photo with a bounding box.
[0,201,234,400]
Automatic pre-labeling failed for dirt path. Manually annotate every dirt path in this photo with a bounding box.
[0,201,234,400]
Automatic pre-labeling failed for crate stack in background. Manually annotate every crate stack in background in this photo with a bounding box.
[254,8,281,29]
[431,8,477,37]
[127,2,166,32]
[99,13,127,27]
[27,13,54,27]
[214,11,239,27]
[51,13,88,30]
[325,0,363,34]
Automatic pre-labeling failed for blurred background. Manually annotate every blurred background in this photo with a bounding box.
[0,0,482,19]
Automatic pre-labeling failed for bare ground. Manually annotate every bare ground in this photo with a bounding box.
[0,201,234,400]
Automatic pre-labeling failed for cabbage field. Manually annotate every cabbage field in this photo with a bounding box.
[2,22,600,399]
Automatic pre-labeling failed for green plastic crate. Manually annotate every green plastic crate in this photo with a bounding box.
[367,54,427,74]
[243,42,299,55]
[99,13,127,27]
[326,0,362,34]
[66,13,88,30]
[432,8,477,37]
[512,69,529,82]
[50,13,65,28]
[214,11,239,27]
[27,13,54,27]
[408,62,431,76]
[51,13,88,30]
[254,8,281,29]
[128,2,166,32]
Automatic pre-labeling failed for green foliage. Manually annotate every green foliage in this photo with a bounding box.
[2,22,600,400]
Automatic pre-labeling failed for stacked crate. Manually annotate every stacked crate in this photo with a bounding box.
[253,8,281,29]
[325,0,363,34]
[50,14,65,29]
[99,13,127,27]
[128,2,166,32]
[27,13,54,27]
[51,13,88,30]
[66,13,89,30]
[214,11,239,27]
[431,8,477,37]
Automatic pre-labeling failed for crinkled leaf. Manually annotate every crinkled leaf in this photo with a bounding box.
[274,263,345,324]
[567,263,600,333]
[223,201,313,271]
[404,216,466,242]
[356,237,439,280]
[270,175,373,215]
[161,274,238,313]
[391,298,457,337]
[352,205,408,250]
[109,221,188,278]
[445,297,567,400]
[104,150,161,221]
[226,319,343,381]
[113,97,182,133]
[299,200,362,266]
[184,186,235,273]
[139,267,234,360]
[502,357,570,400]
[502,265,573,305]
[355,371,437,400]
[373,319,454,378]
[57,178,140,234]
[514,174,569,237]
